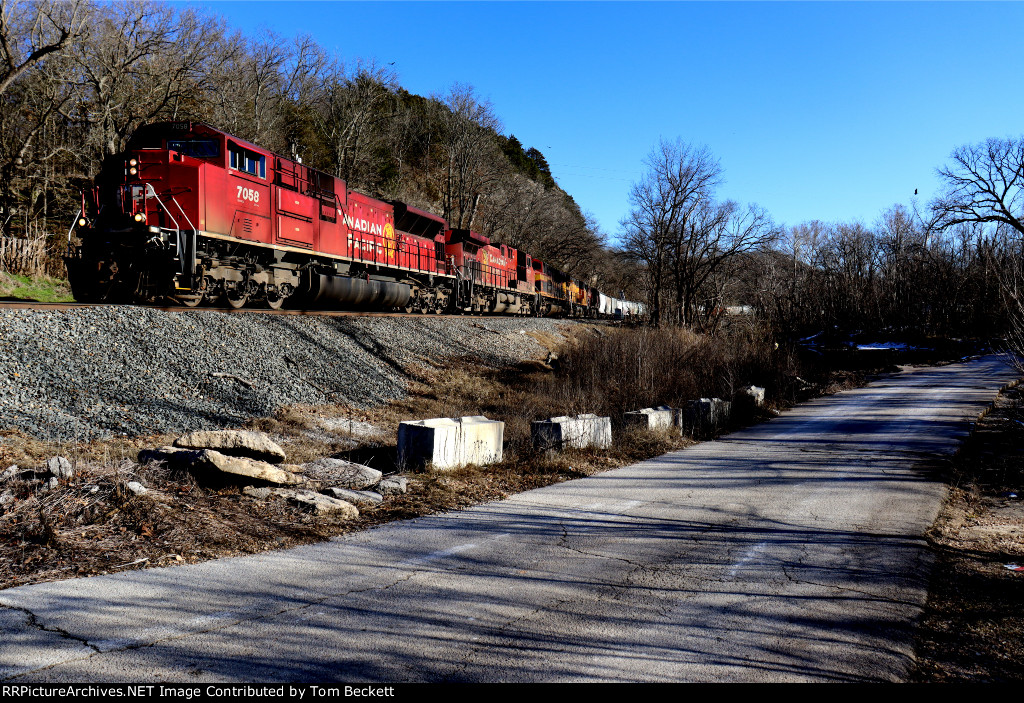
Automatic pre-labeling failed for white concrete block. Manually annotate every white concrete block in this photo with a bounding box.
[532,414,613,450]
[678,398,732,435]
[741,385,766,407]
[624,406,676,431]
[397,415,504,471]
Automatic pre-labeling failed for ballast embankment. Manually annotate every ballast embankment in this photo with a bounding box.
[0,308,567,441]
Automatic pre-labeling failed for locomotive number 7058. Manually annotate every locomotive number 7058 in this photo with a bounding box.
[236,186,260,203]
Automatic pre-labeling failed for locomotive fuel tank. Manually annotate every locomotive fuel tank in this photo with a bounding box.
[300,273,412,309]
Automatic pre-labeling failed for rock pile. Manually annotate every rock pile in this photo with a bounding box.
[1,454,76,499]
[138,429,407,518]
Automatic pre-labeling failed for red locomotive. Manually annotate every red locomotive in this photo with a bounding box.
[67,121,643,318]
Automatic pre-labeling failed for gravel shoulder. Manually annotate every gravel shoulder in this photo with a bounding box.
[0,308,628,592]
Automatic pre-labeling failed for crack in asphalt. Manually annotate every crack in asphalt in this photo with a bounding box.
[1,602,102,652]
[554,521,651,570]
[778,562,924,607]
[2,570,419,681]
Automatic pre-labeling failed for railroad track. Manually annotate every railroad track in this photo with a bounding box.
[0,300,455,317]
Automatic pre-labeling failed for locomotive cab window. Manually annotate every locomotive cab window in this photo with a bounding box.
[228,143,266,179]
[167,139,220,160]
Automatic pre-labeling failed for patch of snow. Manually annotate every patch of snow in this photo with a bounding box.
[855,342,916,351]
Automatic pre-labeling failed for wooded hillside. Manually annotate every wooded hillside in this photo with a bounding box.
[0,0,638,295]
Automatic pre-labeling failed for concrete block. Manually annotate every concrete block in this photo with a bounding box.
[624,406,676,431]
[744,386,766,407]
[733,385,766,417]
[532,414,613,450]
[678,398,732,436]
[398,416,504,471]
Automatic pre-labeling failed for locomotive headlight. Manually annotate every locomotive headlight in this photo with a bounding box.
[129,167,138,175]
[133,212,146,223]
[78,217,87,227]
[129,159,138,167]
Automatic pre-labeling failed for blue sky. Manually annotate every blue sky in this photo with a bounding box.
[187,1,1024,245]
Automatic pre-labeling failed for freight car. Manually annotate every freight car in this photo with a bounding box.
[66,121,645,319]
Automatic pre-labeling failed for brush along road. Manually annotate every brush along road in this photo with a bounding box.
[0,356,1015,682]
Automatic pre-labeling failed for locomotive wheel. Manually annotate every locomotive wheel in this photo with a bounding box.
[265,294,286,310]
[225,292,248,309]
[432,288,448,314]
[174,293,204,308]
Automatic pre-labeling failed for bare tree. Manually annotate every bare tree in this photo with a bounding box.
[928,137,1024,351]
[621,139,722,326]
[438,83,503,229]
[70,2,227,159]
[0,47,77,236]
[312,58,398,188]
[931,137,1024,237]
[672,200,776,330]
[0,0,85,98]
[0,0,86,236]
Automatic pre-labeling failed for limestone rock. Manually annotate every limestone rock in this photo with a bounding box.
[743,385,766,407]
[138,446,197,464]
[398,416,504,471]
[0,491,13,506]
[734,386,766,417]
[281,488,359,517]
[173,430,287,464]
[45,456,73,479]
[190,450,304,486]
[0,465,18,482]
[125,481,148,496]
[377,477,408,496]
[624,406,676,431]
[679,398,732,436]
[532,415,612,450]
[322,487,383,506]
[243,486,273,500]
[302,458,382,489]
[139,446,302,486]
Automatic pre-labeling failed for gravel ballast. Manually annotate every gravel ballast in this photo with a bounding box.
[0,308,569,441]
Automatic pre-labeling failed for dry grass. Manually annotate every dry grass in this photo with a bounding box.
[552,319,796,419]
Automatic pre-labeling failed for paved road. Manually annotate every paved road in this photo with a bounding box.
[0,356,1016,682]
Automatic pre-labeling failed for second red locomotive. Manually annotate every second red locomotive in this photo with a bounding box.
[67,121,642,319]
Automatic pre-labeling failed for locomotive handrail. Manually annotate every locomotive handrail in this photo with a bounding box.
[144,184,197,234]
[167,194,197,234]
[66,207,83,242]
[140,183,181,232]
[139,184,197,276]
[332,191,348,220]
